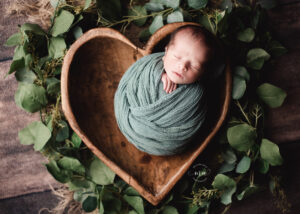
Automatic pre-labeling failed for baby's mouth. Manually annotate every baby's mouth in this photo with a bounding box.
[173,71,183,78]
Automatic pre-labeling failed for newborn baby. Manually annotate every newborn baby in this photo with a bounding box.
[114,25,217,156]
[161,25,215,93]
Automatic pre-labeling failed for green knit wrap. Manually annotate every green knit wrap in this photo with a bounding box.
[114,52,207,156]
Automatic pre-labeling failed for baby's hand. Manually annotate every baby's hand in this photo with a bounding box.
[161,72,177,94]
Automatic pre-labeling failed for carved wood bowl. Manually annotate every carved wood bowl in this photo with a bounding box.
[61,22,232,206]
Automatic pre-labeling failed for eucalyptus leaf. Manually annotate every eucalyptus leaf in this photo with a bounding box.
[220,0,233,13]
[218,162,236,174]
[161,0,180,9]
[50,10,75,36]
[256,158,269,174]
[71,132,82,148]
[167,11,184,24]
[102,198,122,213]
[82,196,97,212]
[268,40,287,57]
[256,83,287,108]
[221,149,237,164]
[236,156,251,173]
[18,121,51,151]
[227,124,256,152]
[212,174,236,205]
[45,160,72,183]
[15,68,36,83]
[237,28,255,43]
[145,2,164,12]
[198,15,215,34]
[181,203,200,214]
[46,77,60,95]
[58,156,85,175]
[246,48,270,70]
[73,26,83,40]
[89,157,115,185]
[128,6,147,27]
[234,66,250,82]
[139,28,151,42]
[5,33,22,47]
[68,178,94,191]
[7,58,25,76]
[188,0,208,9]
[20,23,46,36]
[84,0,92,10]
[161,205,179,214]
[149,15,164,34]
[237,185,260,200]
[56,120,69,142]
[99,200,105,214]
[13,45,26,61]
[123,195,145,214]
[124,186,140,196]
[48,37,66,59]
[15,82,48,113]
[232,75,246,100]
[260,138,283,166]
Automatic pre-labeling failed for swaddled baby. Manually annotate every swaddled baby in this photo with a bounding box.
[114,25,217,156]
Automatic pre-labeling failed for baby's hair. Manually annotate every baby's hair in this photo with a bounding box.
[167,25,220,75]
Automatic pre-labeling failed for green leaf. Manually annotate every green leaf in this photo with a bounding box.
[268,40,287,57]
[45,160,72,183]
[198,15,215,34]
[161,0,180,9]
[220,0,233,13]
[46,77,60,95]
[67,178,94,191]
[123,195,145,214]
[256,83,287,108]
[246,48,270,70]
[14,82,48,113]
[5,33,22,47]
[98,199,105,214]
[128,6,147,27]
[256,158,269,174]
[149,15,164,34]
[56,120,69,142]
[236,156,251,173]
[221,149,237,164]
[232,75,246,100]
[7,58,25,76]
[73,26,83,40]
[129,210,138,214]
[161,205,179,214]
[50,10,75,36]
[89,157,115,185]
[144,2,164,12]
[124,186,140,196]
[18,121,51,151]
[71,132,82,148]
[139,28,151,42]
[48,37,66,59]
[212,174,236,205]
[97,0,122,21]
[181,203,200,214]
[20,23,46,36]
[219,162,236,174]
[84,0,92,10]
[13,45,26,61]
[82,196,97,212]
[227,124,256,152]
[58,156,85,175]
[260,138,283,166]
[167,11,184,24]
[234,66,250,82]
[237,185,260,200]
[237,28,255,43]
[15,68,36,83]
[188,0,208,9]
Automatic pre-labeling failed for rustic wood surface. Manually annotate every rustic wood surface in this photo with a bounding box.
[0,0,300,213]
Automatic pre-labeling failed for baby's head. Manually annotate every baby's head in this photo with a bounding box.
[163,25,216,84]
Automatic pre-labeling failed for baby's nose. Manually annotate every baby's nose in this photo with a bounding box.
[178,61,188,72]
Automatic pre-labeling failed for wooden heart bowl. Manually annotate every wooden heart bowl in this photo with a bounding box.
[61,22,232,206]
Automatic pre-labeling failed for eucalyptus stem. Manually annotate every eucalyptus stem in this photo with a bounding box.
[221,204,231,214]
[235,100,252,126]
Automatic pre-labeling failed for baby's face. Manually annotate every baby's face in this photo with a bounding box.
[163,32,208,84]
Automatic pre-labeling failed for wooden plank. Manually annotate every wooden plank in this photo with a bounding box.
[0,60,62,199]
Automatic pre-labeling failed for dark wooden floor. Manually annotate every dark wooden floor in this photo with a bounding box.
[1,0,300,213]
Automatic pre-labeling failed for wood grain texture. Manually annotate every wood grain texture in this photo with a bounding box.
[0,61,62,199]
[264,3,300,143]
